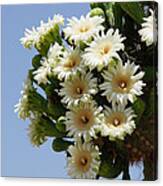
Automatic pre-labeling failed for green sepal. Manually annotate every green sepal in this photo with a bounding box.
[40,116,65,138]
[56,117,66,133]
[47,102,66,120]
[35,24,62,56]
[44,84,66,120]
[46,76,60,89]
[32,54,42,69]
[78,41,89,51]
[28,90,48,114]
[52,138,73,152]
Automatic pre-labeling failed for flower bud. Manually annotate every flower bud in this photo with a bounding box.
[90,8,104,17]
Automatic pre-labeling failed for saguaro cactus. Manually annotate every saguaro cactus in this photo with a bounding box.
[16,1,158,180]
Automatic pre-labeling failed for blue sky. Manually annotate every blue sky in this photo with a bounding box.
[1,3,143,180]
[1,3,90,178]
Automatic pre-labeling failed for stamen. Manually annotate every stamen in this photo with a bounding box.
[103,47,109,54]
[119,81,127,89]
[100,45,112,55]
[64,59,76,68]
[76,87,82,94]
[80,157,88,166]
[113,118,120,126]
[80,27,89,33]
[69,60,75,67]
[81,116,89,124]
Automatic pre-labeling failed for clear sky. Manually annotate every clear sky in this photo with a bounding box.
[1,2,143,180]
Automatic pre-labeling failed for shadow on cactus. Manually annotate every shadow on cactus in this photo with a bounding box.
[15,1,158,180]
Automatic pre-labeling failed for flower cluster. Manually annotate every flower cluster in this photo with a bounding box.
[20,14,64,49]
[138,9,157,46]
[16,6,156,179]
[15,77,34,120]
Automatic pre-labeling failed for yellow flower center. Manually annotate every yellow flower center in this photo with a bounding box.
[64,60,76,68]
[100,43,112,55]
[80,26,89,33]
[119,80,127,90]
[112,74,133,93]
[80,157,88,166]
[76,87,83,95]
[81,115,89,124]
[70,79,88,99]
[106,112,126,127]
[74,109,94,130]
[113,118,120,126]
[64,54,81,69]
[75,152,91,172]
